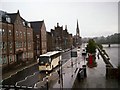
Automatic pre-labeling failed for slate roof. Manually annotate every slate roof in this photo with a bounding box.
[7,13,17,24]
[30,21,44,32]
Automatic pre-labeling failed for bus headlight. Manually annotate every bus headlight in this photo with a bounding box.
[45,63,49,67]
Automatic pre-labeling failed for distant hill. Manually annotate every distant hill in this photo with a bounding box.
[82,33,120,44]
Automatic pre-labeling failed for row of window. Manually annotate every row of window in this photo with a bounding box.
[15,41,32,48]
[0,42,13,50]
[0,29,12,36]
[0,55,13,65]
[0,52,33,65]
[0,41,32,50]
[0,28,32,37]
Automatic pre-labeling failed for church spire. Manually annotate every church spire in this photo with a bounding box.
[76,19,80,37]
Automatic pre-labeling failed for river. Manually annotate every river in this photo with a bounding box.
[102,44,120,67]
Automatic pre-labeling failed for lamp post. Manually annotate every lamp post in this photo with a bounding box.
[45,63,49,90]
[58,59,63,90]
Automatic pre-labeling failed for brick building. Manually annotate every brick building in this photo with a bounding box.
[0,10,34,71]
[30,21,47,59]
[46,32,53,51]
[50,23,73,51]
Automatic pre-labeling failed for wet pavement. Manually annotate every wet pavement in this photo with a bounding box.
[73,50,118,88]
[36,46,118,89]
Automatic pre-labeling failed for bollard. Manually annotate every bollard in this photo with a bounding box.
[77,68,81,81]
[82,65,87,77]
[106,64,111,79]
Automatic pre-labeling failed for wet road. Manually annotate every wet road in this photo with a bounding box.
[2,49,72,87]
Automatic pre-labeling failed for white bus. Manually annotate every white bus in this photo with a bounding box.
[37,51,62,71]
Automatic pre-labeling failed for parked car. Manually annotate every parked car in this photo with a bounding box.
[82,48,87,56]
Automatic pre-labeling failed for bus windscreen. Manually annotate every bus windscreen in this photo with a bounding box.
[39,57,49,65]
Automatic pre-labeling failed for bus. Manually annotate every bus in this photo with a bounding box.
[37,51,62,71]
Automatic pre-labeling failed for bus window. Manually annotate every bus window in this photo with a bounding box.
[39,57,49,65]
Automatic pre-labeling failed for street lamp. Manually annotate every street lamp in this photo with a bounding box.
[58,60,63,90]
[45,63,49,90]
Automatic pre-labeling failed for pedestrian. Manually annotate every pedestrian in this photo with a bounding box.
[97,52,100,59]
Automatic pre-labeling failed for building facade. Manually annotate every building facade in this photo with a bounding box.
[0,10,34,71]
[50,23,73,51]
[30,21,47,59]
[47,32,53,51]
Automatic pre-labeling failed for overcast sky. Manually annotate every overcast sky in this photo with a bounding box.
[0,0,119,38]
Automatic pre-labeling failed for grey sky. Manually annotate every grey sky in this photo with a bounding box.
[0,0,119,38]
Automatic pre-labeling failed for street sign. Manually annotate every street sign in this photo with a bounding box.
[71,51,77,57]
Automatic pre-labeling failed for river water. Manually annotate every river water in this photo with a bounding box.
[102,44,120,67]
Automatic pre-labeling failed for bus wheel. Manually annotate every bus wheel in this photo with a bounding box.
[52,65,54,69]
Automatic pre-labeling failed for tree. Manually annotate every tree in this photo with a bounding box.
[86,39,97,68]
[86,39,96,54]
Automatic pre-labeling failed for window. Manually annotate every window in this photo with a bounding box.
[23,21,25,26]
[23,53,26,58]
[0,42,2,49]
[15,41,18,48]
[9,55,13,62]
[6,17,11,23]
[3,42,6,49]
[16,31,18,36]
[24,42,26,47]
[23,32,26,36]
[0,29,2,35]
[0,17,2,22]
[28,23,31,27]
[2,29,5,35]
[0,56,2,65]
[19,42,22,48]
[20,31,22,38]
[3,56,7,64]
[27,32,30,36]
[9,30,12,36]
[9,42,12,50]
[28,42,31,47]
[36,35,39,38]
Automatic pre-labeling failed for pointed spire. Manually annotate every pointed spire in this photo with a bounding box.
[17,10,20,14]
[57,23,59,27]
[77,19,79,30]
[76,19,80,37]
[65,25,67,30]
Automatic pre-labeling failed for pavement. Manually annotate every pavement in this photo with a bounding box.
[35,49,119,89]
[73,50,119,88]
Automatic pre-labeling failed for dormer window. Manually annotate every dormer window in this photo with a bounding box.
[9,30,12,36]
[23,21,25,26]
[6,17,11,23]
[28,23,31,27]
[0,29,2,35]
[0,17,2,22]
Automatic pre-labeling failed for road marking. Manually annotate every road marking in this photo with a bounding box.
[21,85,27,88]
[28,86,33,88]
[3,63,37,81]
[15,71,39,86]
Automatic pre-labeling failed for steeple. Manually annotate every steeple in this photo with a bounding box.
[17,10,20,14]
[76,20,80,37]
[65,25,67,30]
